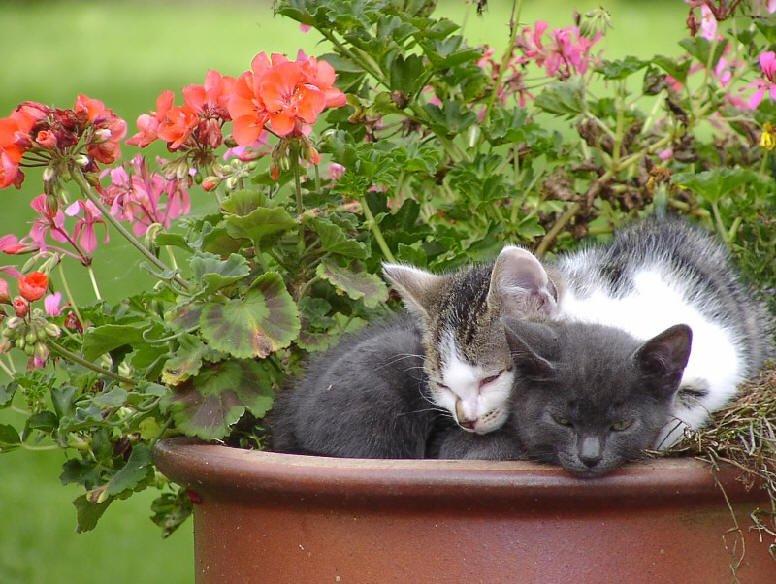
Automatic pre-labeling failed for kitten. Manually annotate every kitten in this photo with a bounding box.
[270,316,434,458]
[383,246,559,435]
[434,318,693,478]
[553,215,774,446]
[271,246,559,458]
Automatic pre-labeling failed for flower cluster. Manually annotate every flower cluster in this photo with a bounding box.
[128,51,346,160]
[515,21,601,80]
[0,96,126,189]
[100,154,190,237]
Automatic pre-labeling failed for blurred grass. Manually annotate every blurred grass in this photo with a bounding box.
[0,1,686,583]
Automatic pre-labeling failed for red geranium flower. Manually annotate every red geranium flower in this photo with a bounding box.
[18,272,49,302]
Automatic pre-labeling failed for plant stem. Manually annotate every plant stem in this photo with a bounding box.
[535,202,581,258]
[87,266,102,301]
[0,358,14,378]
[48,341,137,386]
[57,263,83,326]
[291,149,304,215]
[69,169,192,291]
[480,0,522,131]
[359,197,396,263]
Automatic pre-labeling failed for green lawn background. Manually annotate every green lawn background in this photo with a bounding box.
[0,2,684,583]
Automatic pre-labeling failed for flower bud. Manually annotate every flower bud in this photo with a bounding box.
[759,122,776,151]
[75,154,90,167]
[33,341,50,362]
[35,130,57,149]
[579,6,613,39]
[92,128,112,144]
[5,316,23,330]
[202,177,220,192]
[13,296,29,318]
[25,330,37,345]
[24,342,35,356]
[44,322,61,338]
[0,338,11,353]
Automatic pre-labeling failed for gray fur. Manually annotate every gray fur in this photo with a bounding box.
[270,316,440,458]
[554,215,774,376]
[435,319,693,477]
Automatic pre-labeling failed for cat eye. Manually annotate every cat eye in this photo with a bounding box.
[611,420,633,431]
[480,372,502,386]
[553,415,572,427]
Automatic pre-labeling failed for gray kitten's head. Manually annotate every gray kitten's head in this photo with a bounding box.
[504,319,692,477]
[383,246,559,435]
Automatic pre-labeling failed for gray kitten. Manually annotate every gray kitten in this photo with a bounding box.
[435,318,693,478]
[270,317,435,458]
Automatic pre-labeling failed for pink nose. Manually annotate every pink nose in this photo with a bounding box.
[458,419,476,431]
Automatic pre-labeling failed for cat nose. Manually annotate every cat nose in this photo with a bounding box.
[579,436,602,468]
[580,454,601,468]
[455,399,477,431]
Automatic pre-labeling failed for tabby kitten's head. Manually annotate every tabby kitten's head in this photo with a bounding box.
[383,246,558,434]
[504,319,692,477]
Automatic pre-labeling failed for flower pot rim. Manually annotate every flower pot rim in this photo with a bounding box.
[153,437,766,509]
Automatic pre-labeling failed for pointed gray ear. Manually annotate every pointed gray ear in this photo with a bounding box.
[487,245,558,319]
[382,263,449,319]
[504,320,555,379]
[633,324,692,397]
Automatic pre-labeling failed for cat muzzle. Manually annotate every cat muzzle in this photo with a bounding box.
[454,399,477,431]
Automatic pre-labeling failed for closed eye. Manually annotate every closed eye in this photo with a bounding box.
[611,420,633,431]
[479,372,503,387]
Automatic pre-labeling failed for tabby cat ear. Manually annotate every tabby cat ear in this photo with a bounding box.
[633,324,693,397]
[487,245,558,319]
[503,320,555,378]
[382,263,449,319]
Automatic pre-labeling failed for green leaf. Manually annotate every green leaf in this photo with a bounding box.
[534,80,586,118]
[389,53,425,93]
[162,360,275,440]
[154,232,193,252]
[651,54,692,83]
[51,385,76,418]
[189,252,250,294]
[316,259,389,308]
[92,388,128,409]
[105,443,154,497]
[82,324,147,361]
[595,56,648,81]
[422,100,477,134]
[0,382,16,408]
[162,335,222,386]
[678,37,728,70]
[74,493,111,533]
[200,272,300,359]
[0,424,20,452]
[672,169,763,205]
[60,458,100,489]
[223,206,296,249]
[24,411,58,434]
[220,189,267,216]
[309,217,369,259]
[151,491,193,538]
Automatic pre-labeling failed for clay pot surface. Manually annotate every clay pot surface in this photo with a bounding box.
[154,438,775,584]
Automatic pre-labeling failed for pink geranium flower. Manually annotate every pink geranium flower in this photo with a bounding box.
[65,200,108,255]
[746,51,776,109]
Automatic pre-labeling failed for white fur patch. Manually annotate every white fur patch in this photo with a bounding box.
[438,330,513,434]
[559,265,742,445]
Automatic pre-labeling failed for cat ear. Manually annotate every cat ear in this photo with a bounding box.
[487,245,558,319]
[382,263,449,319]
[503,320,555,378]
[633,324,693,397]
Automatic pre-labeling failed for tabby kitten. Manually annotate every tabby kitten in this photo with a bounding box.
[271,246,557,457]
[435,318,693,478]
[383,245,559,435]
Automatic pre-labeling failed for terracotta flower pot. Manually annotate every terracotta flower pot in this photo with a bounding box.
[154,438,775,583]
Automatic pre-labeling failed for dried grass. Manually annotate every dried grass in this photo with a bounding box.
[664,363,776,558]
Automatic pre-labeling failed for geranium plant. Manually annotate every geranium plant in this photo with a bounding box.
[0,0,773,537]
